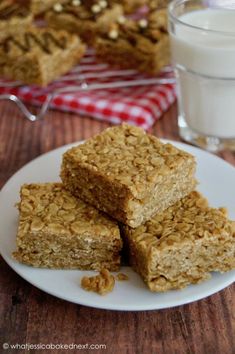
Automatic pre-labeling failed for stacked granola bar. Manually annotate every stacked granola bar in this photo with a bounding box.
[61,124,196,228]
[60,125,235,290]
[13,124,235,291]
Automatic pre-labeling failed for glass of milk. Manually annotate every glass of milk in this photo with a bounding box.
[168,0,235,152]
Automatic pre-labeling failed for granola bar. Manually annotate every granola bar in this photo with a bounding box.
[123,191,235,291]
[13,183,122,271]
[45,0,123,45]
[0,27,86,86]
[61,124,196,228]
[0,0,32,41]
[95,8,170,74]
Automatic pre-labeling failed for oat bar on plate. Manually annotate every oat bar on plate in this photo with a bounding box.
[45,0,123,45]
[123,191,235,291]
[95,8,170,74]
[0,0,32,41]
[0,27,86,86]
[61,124,196,228]
[13,183,122,271]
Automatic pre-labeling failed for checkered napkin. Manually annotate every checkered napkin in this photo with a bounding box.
[0,49,176,129]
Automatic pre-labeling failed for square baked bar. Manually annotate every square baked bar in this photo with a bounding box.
[95,8,170,74]
[0,0,32,41]
[13,183,122,271]
[61,124,196,228]
[0,27,86,86]
[45,0,123,45]
[123,191,235,291]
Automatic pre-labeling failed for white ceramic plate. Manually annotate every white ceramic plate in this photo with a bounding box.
[0,140,234,311]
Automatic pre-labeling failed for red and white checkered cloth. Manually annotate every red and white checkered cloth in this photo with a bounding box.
[0,49,176,129]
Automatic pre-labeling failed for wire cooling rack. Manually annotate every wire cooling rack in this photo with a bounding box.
[0,49,176,122]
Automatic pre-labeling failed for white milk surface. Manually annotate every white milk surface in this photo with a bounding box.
[170,9,235,137]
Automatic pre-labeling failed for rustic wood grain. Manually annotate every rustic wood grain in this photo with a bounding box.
[0,101,234,354]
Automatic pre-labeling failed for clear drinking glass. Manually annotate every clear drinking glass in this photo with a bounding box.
[168,0,235,152]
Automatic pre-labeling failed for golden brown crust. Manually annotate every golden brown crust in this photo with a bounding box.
[0,27,86,86]
[123,191,235,291]
[61,124,196,227]
[13,183,122,271]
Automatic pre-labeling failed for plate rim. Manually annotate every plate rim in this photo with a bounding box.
[0,139,235,311]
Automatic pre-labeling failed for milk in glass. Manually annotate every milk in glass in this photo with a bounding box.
[171,9,235,138]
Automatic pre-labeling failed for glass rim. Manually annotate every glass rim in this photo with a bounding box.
[168,0,235,36]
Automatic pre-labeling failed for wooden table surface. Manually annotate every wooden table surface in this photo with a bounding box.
[0,101,234,354]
